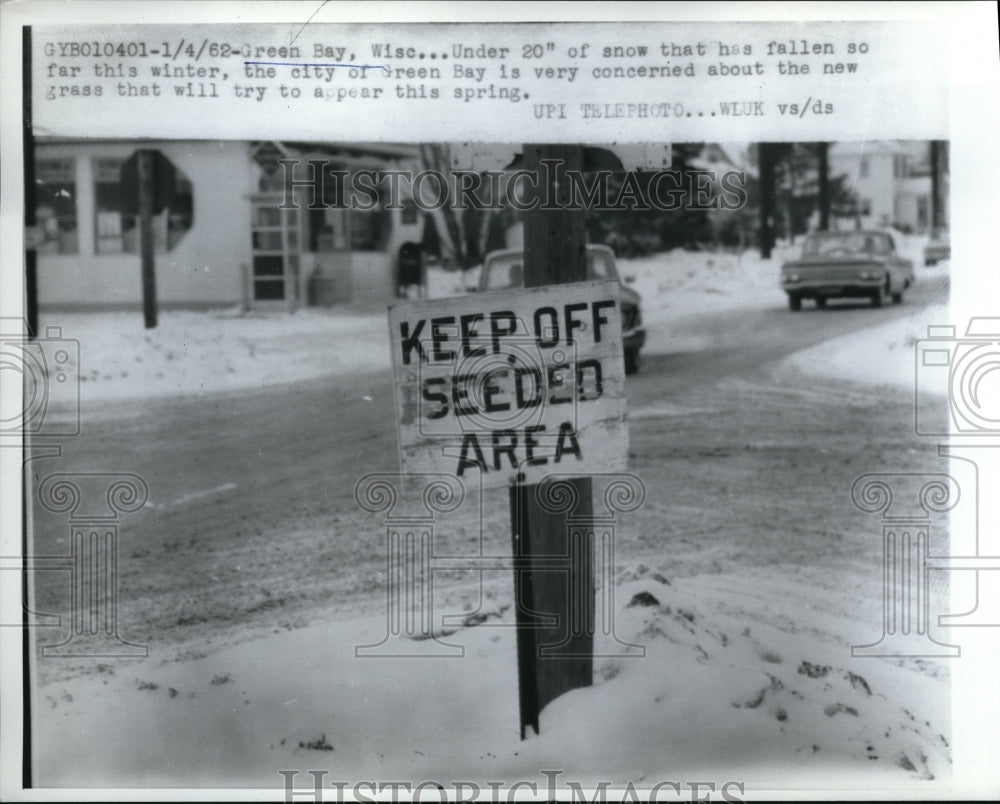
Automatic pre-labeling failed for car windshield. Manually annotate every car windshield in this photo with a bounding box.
[481,248,616,290]
[801,232,893,257]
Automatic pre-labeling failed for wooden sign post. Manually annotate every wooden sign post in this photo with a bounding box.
[137,150,157,329]
[389,144,621,738]
[388,279,628,485]
[515,144,594,738]
[122,149,175,329]
[389,275,625,738]
[389,143,639,738]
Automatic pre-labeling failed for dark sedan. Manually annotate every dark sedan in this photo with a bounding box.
[923,229,950,266]
[780,231,915,310]
[479,244,647,374]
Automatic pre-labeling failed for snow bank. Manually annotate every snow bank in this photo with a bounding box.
[773,231,950,394]
[41,306,392,406]
[34,564,948,791]
[778,301,949,395]
[618,245,793,325]
[40,247,790,406]
[39,237,944,407]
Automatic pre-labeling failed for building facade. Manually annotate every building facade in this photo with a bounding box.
[828,141,941,233]
[33,139,425,311]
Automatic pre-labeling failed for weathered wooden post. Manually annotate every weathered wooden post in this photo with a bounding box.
[388,142,647,739]
[512,144,595,738]
[758,142,777,259]
[817,142,830,231]
[137,149,158,329]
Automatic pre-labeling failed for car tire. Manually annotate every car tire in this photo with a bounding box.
[815,297,827,309]
[624,348,640,376]
[892,289,903,304]
[871,280,889,308]
[788,294,802,311]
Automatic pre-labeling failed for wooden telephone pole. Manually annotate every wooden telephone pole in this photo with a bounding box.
[137,150,158,329]
[511,144,596,738]
[930,140,947,231]
[758,142,778,259]
[817,142,830,231]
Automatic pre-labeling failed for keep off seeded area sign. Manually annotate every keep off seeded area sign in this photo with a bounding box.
[389,280,628,489]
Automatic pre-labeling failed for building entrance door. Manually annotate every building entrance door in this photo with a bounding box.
[249,193,299,310]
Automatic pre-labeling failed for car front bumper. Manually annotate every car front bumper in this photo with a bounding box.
[623,326,646,350]
[781,277,885,298]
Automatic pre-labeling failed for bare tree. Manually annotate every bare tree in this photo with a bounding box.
[930,140,948,230]
[418,144,493,277]
[817,142,830,231]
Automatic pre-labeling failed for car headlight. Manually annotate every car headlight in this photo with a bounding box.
[858,269,883,280]
[784,272,800,282]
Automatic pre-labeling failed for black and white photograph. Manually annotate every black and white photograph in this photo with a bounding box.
[1,2,998,801]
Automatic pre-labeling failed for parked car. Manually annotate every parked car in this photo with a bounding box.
[478,244,647,374]
[923,229,951,266]
[780,230,915,310]
[605,230,662,258]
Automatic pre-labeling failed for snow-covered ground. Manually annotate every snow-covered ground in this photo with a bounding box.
[775,232,950,394]
[780,299,949,394]
[45,305,392,405]
[36,569,950,790]
[29,237,960,795]
[42,234,945,406]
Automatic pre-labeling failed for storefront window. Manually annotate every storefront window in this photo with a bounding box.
[94,159,126,254]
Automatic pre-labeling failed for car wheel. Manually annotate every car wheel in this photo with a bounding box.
[892,288,903,304]
[624,348,640,376]
[871,280,889,308]
[788,294,802,311]
[815,296,827,309]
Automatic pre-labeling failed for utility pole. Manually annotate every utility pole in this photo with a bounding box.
[137,149,157,329]
[511,143,595,738]
[758,142,777,259]
[930,140,947,231]
[817,142,830,231]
